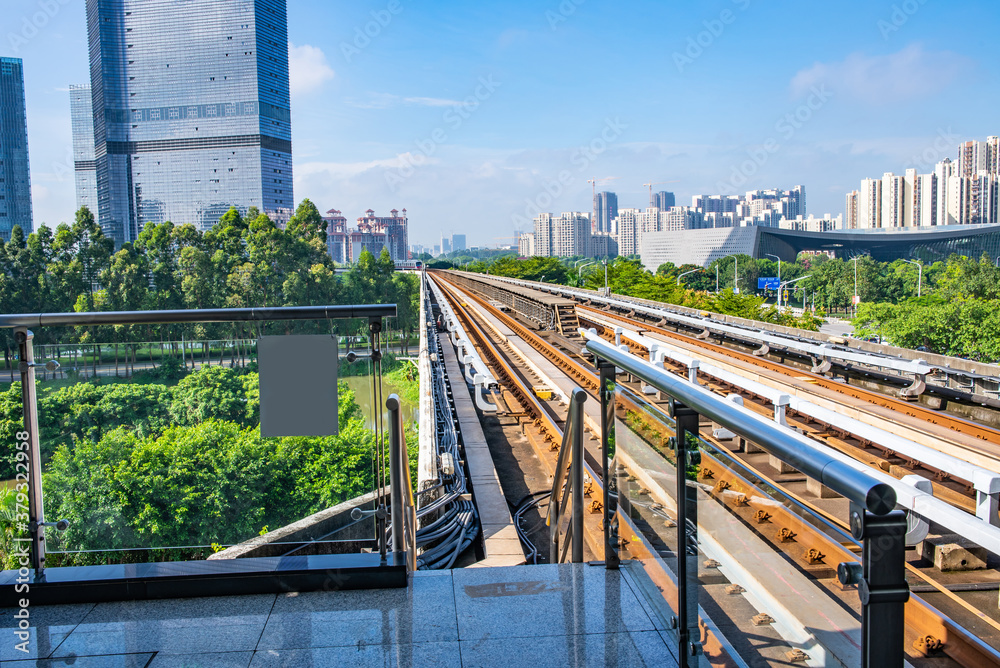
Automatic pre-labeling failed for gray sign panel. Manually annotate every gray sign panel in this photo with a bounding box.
[258,335,339,437]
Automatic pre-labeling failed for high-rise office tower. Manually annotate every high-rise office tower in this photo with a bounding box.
[594,191,617,234]
[0,57,33,240]
[451,233,466,251]
[83,0,292,245]
[652,191,675,210]
[441,235,451,254]
[70,84,99,219]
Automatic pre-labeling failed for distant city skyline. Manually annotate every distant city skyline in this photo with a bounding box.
[847,136,1000,229]
[7,0,1000,246]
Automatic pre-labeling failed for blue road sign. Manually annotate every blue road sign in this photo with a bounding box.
[758,277,780,290]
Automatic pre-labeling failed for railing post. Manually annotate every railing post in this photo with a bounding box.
[598,359,620,570]
[548,389,586,564]
[388,394,405,557]
[670,399,700,667]
[549,429,568,564]
[570,389,584,564]
[841,506,909,667]
[16,328,46,575]
[387,393,418,571]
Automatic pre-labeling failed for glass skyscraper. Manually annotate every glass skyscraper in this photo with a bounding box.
[82,0,292,245]
[0,57,33,240]
[70,83,99,219]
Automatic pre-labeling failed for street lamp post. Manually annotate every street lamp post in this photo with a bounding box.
[715,264,719,293]
[577,261,595,287]
[903,259,922,298]
[677,268,701,286]
[603,259,609,295]
[734,256,739,294]
[852,256,861,315]
[765,253,782,308]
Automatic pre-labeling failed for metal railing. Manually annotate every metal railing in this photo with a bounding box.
[387,394,417,571]
[546,388,586,564]
[585,334,908,668]
[6,304,396,576]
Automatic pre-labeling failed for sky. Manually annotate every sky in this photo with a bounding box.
[7,0,1000,247]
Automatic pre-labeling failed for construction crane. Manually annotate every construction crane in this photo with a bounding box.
[588,177,619,233]
[642,180,681,208]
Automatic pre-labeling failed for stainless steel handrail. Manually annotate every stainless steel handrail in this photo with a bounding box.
[585,335,895,514]
[0,304,396,328]
[547,388,586,563]
[586,333,908,667]
[14,303,396,577]
[388,394,417,571]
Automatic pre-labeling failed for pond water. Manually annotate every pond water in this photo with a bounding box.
[341,375,419,430]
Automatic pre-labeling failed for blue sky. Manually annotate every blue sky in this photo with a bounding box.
[7,0,1000,246]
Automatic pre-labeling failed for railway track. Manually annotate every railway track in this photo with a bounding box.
[579,309,986,513]
[430,270,1000,667]
[577,304,1000,461]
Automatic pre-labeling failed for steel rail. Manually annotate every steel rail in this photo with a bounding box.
[595,314,1000,513]
[576,303,1000,449]
[453,269,1000,445]
[588,335,895,514]
[467,271,940,376]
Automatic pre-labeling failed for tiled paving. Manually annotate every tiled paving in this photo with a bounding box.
[0,563,679,667]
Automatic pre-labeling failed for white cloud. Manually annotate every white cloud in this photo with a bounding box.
[403,96,463,107]
[790,43,972,104]
[296,154,441,182]
[289,43,335,97]
[347,93,464,109]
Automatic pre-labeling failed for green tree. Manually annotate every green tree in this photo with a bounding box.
[286,198,327,245]
[101,244,151,375]
[169,366,253,426]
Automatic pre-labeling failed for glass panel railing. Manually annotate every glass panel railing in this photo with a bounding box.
[612,385,682,633]
[613,385,866,666]
[0,307,419,574]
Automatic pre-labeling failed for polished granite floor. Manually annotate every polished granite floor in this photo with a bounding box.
[1,563,680,667]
